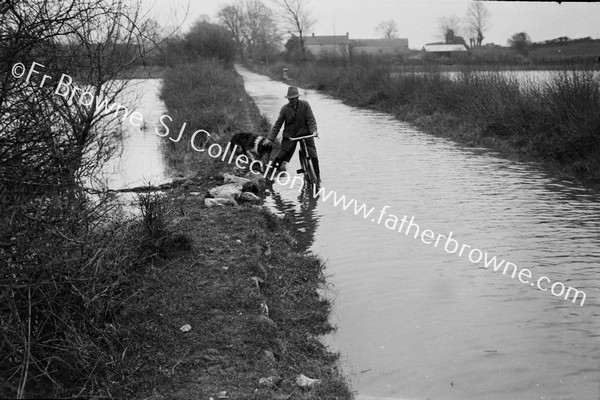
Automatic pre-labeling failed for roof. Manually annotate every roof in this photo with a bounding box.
[351,38,409,48]
[423,43,468,52]
[305,35,350,46]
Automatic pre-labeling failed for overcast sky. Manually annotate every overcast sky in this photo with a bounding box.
[143,0,600,49]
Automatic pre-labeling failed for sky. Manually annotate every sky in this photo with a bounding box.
[141,0,600,49]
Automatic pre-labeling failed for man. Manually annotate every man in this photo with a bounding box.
[266,86,320,181]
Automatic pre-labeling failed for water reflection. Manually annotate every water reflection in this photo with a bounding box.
[269,182,321,253]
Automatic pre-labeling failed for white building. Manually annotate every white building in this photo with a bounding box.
[304,33,350,57]
[351,38,410,55]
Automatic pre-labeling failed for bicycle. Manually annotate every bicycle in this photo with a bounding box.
[289,133,319,186]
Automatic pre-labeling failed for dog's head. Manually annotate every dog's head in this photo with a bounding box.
[258,137,273,158]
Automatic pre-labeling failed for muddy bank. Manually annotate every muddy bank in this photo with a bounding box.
[123,196,351,399]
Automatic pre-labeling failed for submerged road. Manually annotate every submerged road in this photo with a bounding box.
[238,65,600,400]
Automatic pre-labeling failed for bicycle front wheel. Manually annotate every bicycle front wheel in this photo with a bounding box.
[304,157,318,185]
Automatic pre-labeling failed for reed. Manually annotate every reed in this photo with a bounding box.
[254,59,600,184]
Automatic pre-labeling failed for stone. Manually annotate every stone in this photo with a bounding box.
[263,349,276,362]
[258,376,281,388]
[208,183,243,200]
[204,197,238,208]
[296,374,321,388]
[223,173,251,186]
[239,192,261,205]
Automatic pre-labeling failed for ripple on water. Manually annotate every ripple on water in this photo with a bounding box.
[237,65,600,400]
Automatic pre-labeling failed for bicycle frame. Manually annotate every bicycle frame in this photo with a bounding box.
[289,134,318,185]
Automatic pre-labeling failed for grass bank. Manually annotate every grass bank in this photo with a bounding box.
[117,58,353,399]
[252,59,600,187]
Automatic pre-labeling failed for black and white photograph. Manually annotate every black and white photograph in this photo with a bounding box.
[1,0,599,399]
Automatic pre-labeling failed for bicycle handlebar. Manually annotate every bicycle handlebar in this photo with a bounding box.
[288,133,318,141]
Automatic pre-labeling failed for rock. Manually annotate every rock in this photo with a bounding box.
[259,301,269,316]
[208,183,243,200]
[296,374,321,388]
[250,276,265,291]
[223,173,251,186]
[263,349,276,362]
[180,324,192,332]
[204,197,238,208]
[258,376,282,388]
[239,192,261,205]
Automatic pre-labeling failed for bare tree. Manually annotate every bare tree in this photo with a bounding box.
[0,1,167,396]
[218,3,246,60]
[242,0,278,60]
[218,0,280,62]
[438,16,462,43]
[465,1,491,47]
[375,19,399,39]
[271,0,316,60]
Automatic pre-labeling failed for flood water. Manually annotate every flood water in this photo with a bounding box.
[97,79,170,191]
[236,65,600,400]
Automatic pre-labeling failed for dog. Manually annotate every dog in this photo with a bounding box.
[229,132,273,173]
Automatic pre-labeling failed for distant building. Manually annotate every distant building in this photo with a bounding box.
[350,38,410,56]
[304,33,350,57]
[423,43,468,56]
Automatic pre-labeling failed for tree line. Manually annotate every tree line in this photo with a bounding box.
[156,0,316,65]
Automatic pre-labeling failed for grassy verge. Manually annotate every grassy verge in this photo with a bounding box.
[250,59,600,187]
[158,59,271,179]
[116,59,353,399]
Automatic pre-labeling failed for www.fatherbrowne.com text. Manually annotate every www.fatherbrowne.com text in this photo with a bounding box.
[275,174,587,307]
[13,60,585,306]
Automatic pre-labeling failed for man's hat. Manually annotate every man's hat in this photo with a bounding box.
[284,86,300,99]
